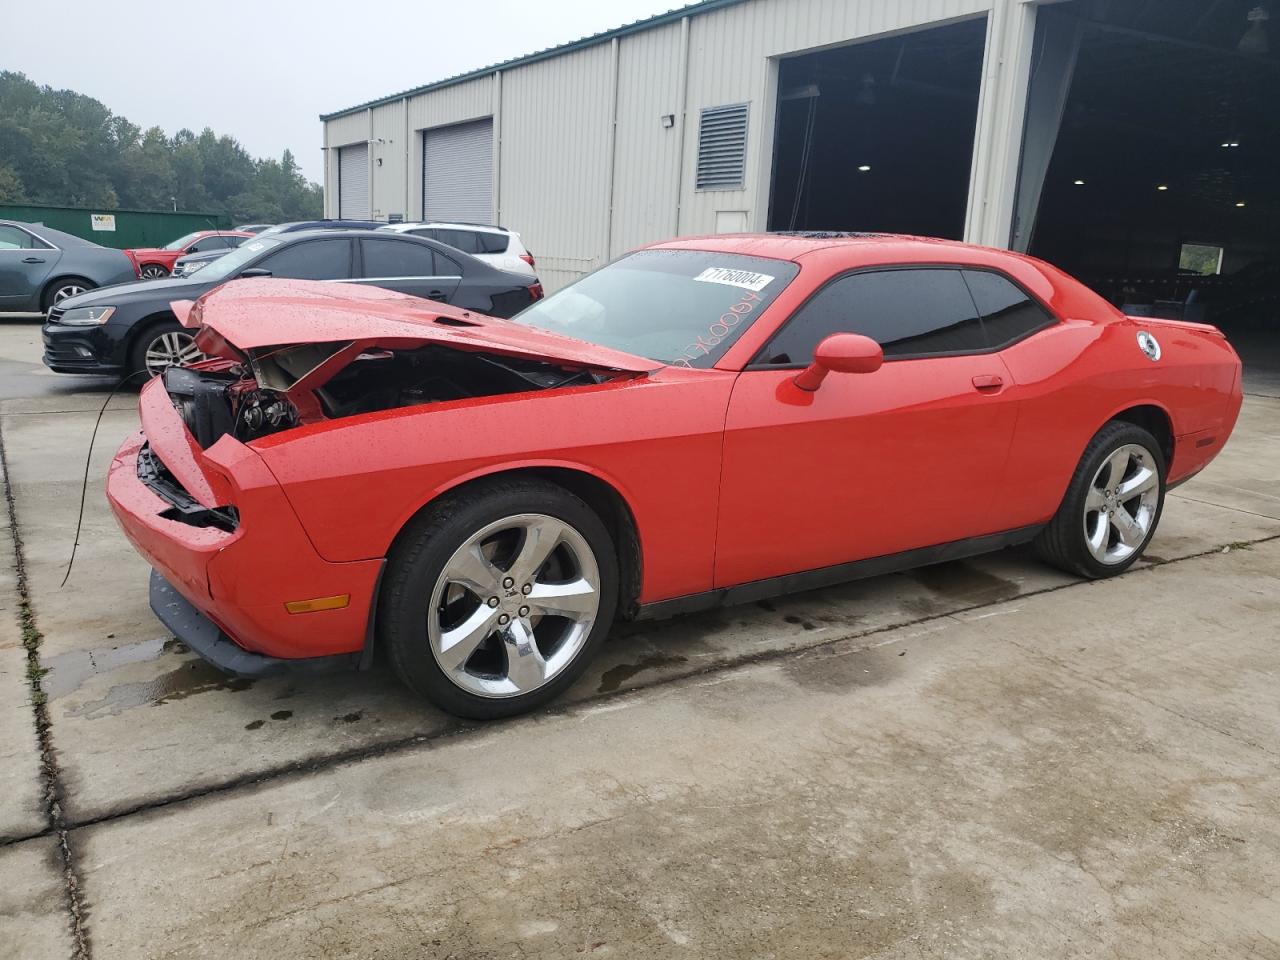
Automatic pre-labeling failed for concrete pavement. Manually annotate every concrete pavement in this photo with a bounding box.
[1,319,1277,958]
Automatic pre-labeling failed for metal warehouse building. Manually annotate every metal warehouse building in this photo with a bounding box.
[321,0,1277,327]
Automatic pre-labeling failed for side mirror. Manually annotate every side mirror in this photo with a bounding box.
[238,267,272,278]
[793,333,883,391]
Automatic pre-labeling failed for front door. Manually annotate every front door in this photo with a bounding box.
[714,267,1020,588]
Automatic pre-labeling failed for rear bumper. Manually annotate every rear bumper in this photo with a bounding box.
[107,428,382,663]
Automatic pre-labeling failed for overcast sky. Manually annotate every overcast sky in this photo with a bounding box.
[0,0,686,183]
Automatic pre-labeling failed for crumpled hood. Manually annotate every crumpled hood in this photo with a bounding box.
[172,278,661,375]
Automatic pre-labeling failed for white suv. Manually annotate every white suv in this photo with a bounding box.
[378,222,537,279]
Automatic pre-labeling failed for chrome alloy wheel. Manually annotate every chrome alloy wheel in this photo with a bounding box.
[428,513,601,698]
[144,330,203,376]
[1083,443,1160,565]
[140,265,168,279]
[52,283,86,303]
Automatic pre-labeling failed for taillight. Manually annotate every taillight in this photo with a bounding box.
[529,282,544,300]
[520,253,536,268]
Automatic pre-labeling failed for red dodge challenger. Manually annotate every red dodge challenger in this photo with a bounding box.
[107,234,1242,718]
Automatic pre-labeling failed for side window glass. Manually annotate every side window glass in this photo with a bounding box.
[0,226,37,250]
[761,269,987,365]
[258,239,352,280]
[478,232,509,254]
[435,229,480,254]
[360,239,434,278]
[433,250,462,276]
[962,270,1055,348]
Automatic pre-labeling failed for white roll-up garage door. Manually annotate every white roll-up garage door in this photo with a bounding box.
[423,119,493,222]
[338,143,369,220]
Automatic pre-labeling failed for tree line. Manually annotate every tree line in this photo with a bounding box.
[0,71,322,223]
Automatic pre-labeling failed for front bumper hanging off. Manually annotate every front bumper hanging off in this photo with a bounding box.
[149,571,363,678]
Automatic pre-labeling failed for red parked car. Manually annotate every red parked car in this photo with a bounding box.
[124,230,254,279]
[107,234,1242,718]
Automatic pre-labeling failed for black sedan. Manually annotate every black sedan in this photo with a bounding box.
[42,230,543,378]
[1,220,136,315]
[173,219,387,276]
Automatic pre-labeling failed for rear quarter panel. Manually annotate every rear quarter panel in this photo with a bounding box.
[996,315,1241,529]
[252,368,735,604]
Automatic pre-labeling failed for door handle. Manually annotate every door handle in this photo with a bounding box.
[22,257,45,264]
[971,374,1004,391]
[427,290,446,299]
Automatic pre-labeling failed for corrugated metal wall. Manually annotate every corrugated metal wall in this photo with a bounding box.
[370,103,407,221]
[324,0,1028,291]
[498,42,616,292]
[610,20,685,258]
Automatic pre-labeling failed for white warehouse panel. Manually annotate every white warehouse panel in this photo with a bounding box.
[322,0,1027,289]
[337,143,369,219]
[423,119,493,223]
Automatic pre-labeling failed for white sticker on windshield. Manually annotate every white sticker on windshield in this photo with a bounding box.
[692,267,775,292]
[245,241,266,251]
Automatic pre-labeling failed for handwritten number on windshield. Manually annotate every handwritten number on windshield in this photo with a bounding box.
[671,291,762,367]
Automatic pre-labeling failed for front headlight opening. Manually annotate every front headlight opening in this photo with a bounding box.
[59,305,115,325]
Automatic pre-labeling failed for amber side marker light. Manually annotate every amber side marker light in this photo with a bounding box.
[285,594,351,614]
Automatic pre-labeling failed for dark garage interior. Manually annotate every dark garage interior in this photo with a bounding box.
[768,1,1278,386]
[768,17,988,239]
[1022,0,1280,362]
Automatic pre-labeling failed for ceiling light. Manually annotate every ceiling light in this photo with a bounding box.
[857,164,871,172]
[1157,185,1169,191]
[1073,179,1085,186]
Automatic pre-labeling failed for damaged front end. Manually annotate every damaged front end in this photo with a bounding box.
[163,344,606,448]
[165,278,658,449]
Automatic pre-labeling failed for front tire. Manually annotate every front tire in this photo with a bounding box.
[1035,421,1165,578]
[139,264,169,280]
[129,320,204,378]
[380,478,619,719]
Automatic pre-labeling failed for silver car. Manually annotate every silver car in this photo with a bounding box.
[0,220,137,315]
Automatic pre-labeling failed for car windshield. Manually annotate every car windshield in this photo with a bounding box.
[194,236,283,282]
[512,249,800,368]
[165,232,203,251]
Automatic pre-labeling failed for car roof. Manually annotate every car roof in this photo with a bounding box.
[1,219,95,247]
[388,221,510,234]
[647,232,1034,267]
[281,228,439,243]
[272,219,382,231]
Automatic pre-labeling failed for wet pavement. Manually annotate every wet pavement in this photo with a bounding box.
[1,317,1278,958]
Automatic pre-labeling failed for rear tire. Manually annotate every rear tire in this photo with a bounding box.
[139,264,169,280]
[1035,421,1165,578]
[380,478,619,719]
[42,276,95,311]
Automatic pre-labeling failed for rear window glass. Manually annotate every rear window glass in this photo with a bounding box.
[514,249,799,368]
[477,232,509,254]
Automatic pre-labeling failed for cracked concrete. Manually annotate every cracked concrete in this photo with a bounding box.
[0,319,1278,958]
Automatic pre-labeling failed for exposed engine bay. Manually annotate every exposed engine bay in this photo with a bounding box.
[164,343,603,449]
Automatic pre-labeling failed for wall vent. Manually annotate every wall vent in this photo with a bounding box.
[696,103,749,190]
